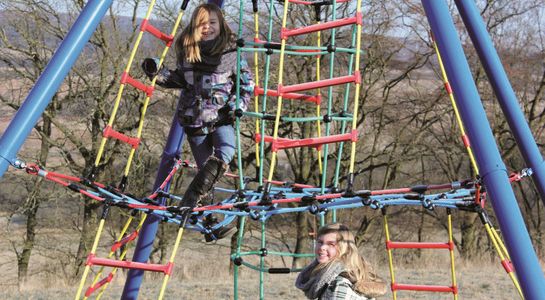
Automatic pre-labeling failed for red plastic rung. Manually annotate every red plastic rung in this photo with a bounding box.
[444,81,452,94]
[85,272,114,297]
[501,259,514,273]
[462,135,470,147]
[274,132,353,151]
[281,16,358,39]
[111,230,139,252]
[279,73,358,94]
[140,19,174,46]
[120,72,154,96]
[387,241,452,250]
[254,86,320,104]
[87,254,171,274]
[103,125,141,149]
[392,283,456,293]
[288,0,349,4]
[254,133,291,144]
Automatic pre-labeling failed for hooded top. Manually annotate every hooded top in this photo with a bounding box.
[155,40,254,129]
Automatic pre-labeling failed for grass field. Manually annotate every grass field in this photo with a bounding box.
[0,225,525,300]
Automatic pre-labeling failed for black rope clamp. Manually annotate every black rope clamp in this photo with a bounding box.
[259,183,273,206]
[421,197,434,210]
[357,190,372,206]
[233,201,250,212]
[309,201,322,215]
[301,194,317,206]
[260,248,268,257]
[167,206,192,216]
[143,197,161,206]
[234,108,244,118]
[233,256,243,266]
[249,210,260,220]
[291,186,304,193]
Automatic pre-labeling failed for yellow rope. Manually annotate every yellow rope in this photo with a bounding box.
[348,0,362,174]
[75,218,107,300]
[315,24,323,174]
[158,216,189,300]
[84,214,135,299]
[95,214,148,300]
[431,37,479,174]
[94,0,158,167]
[253,11,261,170]
[484,223,524,299]
[266,0,290,183]
[382,213,397,300]
[447,212,458,300]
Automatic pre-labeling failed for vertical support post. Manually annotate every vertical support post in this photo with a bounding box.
[0,0,113,179]
[454,0,545,208]
[121,117,185,299]
[421,1,545,299]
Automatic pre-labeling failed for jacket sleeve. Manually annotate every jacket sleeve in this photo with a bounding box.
[155,67,187,89]
[229,54,255,112]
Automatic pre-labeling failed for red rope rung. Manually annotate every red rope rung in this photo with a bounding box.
[86,254,173,274]
[140,19,174,46]
[85,272,114,297]
[281,15,360,39]
[279,71,359,94]
[386,241,452,250]
[120,72,155,97]
[103,125,141,149]
[111,230,139,252]
[392,283,456,293]
[254,86,320,104]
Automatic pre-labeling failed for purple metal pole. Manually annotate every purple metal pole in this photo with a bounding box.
[0,0,113,180]
[121,117,185,299]
[421,1,545,299]
[454,0,545,207]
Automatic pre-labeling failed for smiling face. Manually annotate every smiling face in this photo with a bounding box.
[199,11,220,41]
[315,232,338,264]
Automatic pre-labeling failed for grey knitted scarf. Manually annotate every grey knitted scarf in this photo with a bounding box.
[295,260,345,299]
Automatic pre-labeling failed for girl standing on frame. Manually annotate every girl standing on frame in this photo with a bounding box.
[296,223,387,299]
[143,3,254,240]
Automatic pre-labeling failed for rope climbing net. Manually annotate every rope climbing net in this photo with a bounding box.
[7,0,529,299]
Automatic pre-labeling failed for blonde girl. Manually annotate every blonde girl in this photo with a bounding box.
[296,223,387,299]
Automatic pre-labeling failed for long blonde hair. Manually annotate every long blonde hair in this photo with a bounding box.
[175,3,233,64]
[314,223,387,297]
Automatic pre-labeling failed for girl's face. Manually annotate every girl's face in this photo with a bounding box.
[200,11,220,41]
[315,232,338,263]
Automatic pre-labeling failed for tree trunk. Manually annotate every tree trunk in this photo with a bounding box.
[292,212,310,269]
[75,199,100,278]
[459,213,478,260]
[16,184,41,287]
[17,111,53,286]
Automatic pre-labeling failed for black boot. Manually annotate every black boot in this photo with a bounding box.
[203,215,236,242]
[179,156,228,208]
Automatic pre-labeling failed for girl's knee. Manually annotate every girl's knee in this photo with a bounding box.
[215,146,235,164]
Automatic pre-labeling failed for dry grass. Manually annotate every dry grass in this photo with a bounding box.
[0,226,524,300]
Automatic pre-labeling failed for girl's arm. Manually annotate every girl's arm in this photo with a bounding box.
[324,277,360,300]
[230,54,255,111]
[155,68,187,89]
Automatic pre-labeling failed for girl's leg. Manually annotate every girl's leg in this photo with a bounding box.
[211,125,236,164]
[186,133,213,168]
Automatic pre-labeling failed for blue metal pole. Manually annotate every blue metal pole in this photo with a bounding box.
[121,117,185,299]
[454,0,545,208]
[0,0,113,180]
[421,1,545,299]
[123,0,220,297]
